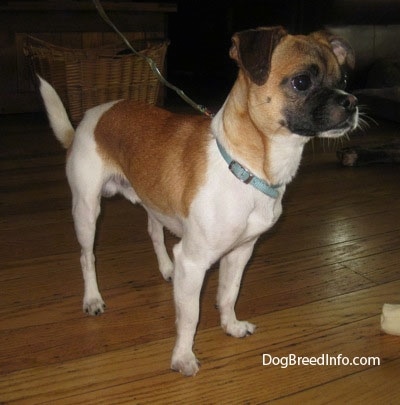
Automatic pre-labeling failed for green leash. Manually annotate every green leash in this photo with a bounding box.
[92,0,214,118]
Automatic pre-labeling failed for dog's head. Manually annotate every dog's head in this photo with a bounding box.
[230,27,358,138]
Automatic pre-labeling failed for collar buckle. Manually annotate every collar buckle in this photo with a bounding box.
[228,160,254,184]
[217,139,280,199]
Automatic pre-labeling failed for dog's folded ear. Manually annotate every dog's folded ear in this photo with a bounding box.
[230,26,287,86]
[310,31,355,70]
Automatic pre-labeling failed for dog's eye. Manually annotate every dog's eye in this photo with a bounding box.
[339,73,348,89]
[291,75,312,92]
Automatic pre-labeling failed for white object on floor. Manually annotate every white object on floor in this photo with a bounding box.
[381,303,400,336]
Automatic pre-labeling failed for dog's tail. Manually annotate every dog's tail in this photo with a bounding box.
[38,76,75,149]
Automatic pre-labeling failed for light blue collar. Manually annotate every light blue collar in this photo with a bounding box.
[216,139,280,199]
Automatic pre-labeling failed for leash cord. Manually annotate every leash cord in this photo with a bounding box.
[92,0,213,117]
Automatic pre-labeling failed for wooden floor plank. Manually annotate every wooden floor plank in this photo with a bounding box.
[272,358,400,404]
[2,280,399,404]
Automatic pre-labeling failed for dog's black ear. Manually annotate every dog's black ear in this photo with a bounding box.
[230,26,287,85]
[311,31,355,70]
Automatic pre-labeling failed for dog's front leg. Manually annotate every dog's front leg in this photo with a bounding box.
[170,241,210,376]
[217,239,257,337]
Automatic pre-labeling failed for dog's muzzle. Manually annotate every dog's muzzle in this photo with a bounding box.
[337,92,358,114]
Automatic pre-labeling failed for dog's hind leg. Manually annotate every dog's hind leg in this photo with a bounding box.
[68,152,106,316]
[147,214,174,281]
[105,178,175,281]
[217,239,257,337]
[72,191,105,316]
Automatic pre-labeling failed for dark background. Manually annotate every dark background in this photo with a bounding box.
[163,0,400,107]
[2,0,400,115]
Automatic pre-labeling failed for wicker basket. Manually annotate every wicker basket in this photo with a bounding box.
[24,35,169,124]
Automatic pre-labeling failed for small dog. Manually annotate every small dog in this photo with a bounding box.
[39,26,358,376]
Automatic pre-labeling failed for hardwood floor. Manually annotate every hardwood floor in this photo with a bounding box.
[1,111,400,404]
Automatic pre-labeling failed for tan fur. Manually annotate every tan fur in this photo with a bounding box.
[270,35,342,86]
[94,101,211,217]
[221,72,273,182]
[94,36,344,200]
[216,34,343,185]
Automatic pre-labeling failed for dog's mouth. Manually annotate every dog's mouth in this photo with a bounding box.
[318,109,359,138]
[283,88,360,139]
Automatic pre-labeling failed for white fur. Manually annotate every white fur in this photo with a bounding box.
[39,76,354,377]
[38,76,75,149]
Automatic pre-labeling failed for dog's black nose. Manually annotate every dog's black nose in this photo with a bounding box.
[339,94,358,113]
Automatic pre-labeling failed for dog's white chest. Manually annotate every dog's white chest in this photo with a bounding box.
[268,134,309,185]
[177,143,285,255]
[244,191,284,237]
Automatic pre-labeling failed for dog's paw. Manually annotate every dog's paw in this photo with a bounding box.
[171,351,200,376]
[83,296,106,316]
[160,264,174,282]
[224,320,256,338]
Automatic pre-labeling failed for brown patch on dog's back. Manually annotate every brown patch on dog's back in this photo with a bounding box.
[95,101,211,217]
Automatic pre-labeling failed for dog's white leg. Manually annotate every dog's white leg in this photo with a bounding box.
[72,192,105,316]
[217,239,257,337]
[147,215,174,281]
[170,241,211,376]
